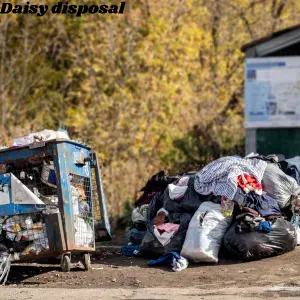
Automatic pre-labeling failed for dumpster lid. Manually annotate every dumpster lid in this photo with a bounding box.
[0,139,91,154]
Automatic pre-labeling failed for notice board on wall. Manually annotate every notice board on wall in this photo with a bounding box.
[244,57,300,128]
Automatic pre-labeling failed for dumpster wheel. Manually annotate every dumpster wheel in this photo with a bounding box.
[61,254,71,272]
[82,253,91,271]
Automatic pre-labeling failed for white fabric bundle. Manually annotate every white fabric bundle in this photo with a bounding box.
[194,157,267,200]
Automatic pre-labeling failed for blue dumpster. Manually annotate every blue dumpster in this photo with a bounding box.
[0,138,111,272]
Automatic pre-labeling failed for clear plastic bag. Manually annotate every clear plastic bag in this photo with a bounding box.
[262,163,300,208]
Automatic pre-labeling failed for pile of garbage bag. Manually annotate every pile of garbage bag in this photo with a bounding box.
[122,154,300,271]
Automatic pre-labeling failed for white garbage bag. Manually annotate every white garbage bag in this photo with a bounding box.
[262,163,300,208]
[180,202,232,263]
[168,176,190,200]
[168,184,188,200]
[12,129,70,146]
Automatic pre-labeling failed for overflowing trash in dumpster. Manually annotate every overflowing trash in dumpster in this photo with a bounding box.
[0,129,112,284]
[122,154,300,272]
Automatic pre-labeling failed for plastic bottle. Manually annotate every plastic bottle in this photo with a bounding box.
[25,217,33,230]
[33,187,40,197]
[292,196,300,244]
[221,198,234,217]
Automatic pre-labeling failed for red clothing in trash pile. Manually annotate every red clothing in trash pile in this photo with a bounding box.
[155,223,180,234]
[237,174,263,195]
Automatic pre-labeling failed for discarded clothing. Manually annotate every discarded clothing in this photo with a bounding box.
[194,157,268,200]
[148,251,188,272]
[121,245,140,257]
[237,174,262,195]
[127,228,147,245]
[259,221,272,233]
[240,207,260,217]
[257,194,282,217]
[172,256,189,272]
[286,165,300,186]
[155,223,180,233]
[154,208,169,226]
[279,161,300,186]
[233,187,281,217]
[262,163,300,208]
[235,214,265,233]
[286,156,300,173]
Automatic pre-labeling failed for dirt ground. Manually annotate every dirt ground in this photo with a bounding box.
[5,246,300,293]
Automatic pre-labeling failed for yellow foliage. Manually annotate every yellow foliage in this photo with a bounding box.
[0,0,300,217]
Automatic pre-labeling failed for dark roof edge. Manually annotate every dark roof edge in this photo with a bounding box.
[241,24,300,52]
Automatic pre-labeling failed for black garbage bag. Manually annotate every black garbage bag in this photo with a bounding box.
[139,213,192,258]
[147,191,165,220]
[140,171,180,192]
[224,218,296,260]
[135,171,180,207]
[180,176,207,213]
[162,188,182,221]
[139,191,192,258]
[163,176,213,217]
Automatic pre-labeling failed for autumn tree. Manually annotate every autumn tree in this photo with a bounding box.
[0,0,299,218]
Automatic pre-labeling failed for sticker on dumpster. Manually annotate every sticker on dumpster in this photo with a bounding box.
[0,174,10,205]
[74,151,85,165]
[83,165,89,177]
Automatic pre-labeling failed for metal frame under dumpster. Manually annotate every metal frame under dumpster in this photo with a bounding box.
[0,139,111,272]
